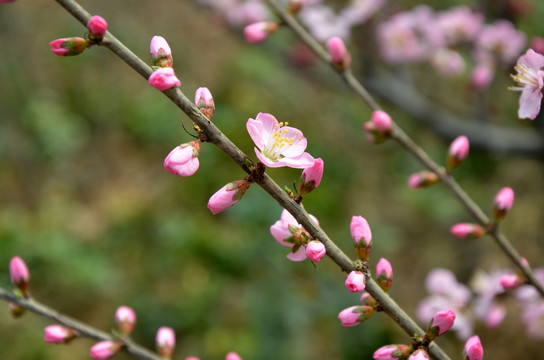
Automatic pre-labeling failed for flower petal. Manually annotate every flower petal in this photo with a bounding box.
[278,126,307,157]
[518,88,543,119]
[287,246,307,261]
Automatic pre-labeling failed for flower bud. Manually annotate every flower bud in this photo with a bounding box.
[156,327,176,359]
[499,273,523,290]
[298,158,324,195]
[115,306,137,335]
[305,240,326,262]
[225,352,242,360]
[338,305,374,327]
[360,292,377,308]
[44,325,76,344]
[148,67,181,91]
[150,35,173,68]
[207,180,250,215]
[426,309,456,340]
[9,256,30,295]
[463,335,483,360]
[345,271,366,292]
[49,37,89,56]
[243,22,278,43]
[407,171,439,189]
[376,258,393,292]
[493,187,514,221]
[90,341,121,360]
[327,36,351,70]
[350,216,372,261]
[373,344,411,360]
[408,349,429,360]
[164,141,200,177]
[447,135,469,171]
[287,0,306,14]
[195,87,215,120]
[450,223,485,240]
[87,15,108,40]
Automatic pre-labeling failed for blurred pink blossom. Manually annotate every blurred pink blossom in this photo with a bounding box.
[90,341,121,360]
[476,19,526,65]
[270,209,319,261]
[463,335,483,360]
[44,325,74,344]
[156,327,176,358]
[437,6,483,45]
[243,21,278,43]
[408,349,429,360]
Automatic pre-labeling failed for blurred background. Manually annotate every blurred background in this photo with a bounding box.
[0,0,543,359]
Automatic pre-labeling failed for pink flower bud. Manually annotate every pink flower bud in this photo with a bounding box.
[350,216,372,261]
[156,327,176,358]
[44,325,75,344]
[531,37,544,55]
[499,273,522,290]
[148,67,181,91]
[90,341,121,360]
[338,305,373,327]
[493,187,514,220]
[407,171,439,189]
[49,37,89,56]
[305,240,326,262]
[345,271,366,292]
[164,141,200,177]
[371,111,393,134]
[115,306,137,335]
[225,352,242,360]
[360,292,377,308]
[207,180,250,215]
[150,35,173,67]
[243,22,278,43]
[87,15,108,37]
[376,258,393,292]
[450,223,485,240]
[427,309,456,339]
[463,335,483,360]
[299,158,324,195]
[408,349,429,360]
[195,87,215,120]
[447,135,469,170]
[9,256,30,293]
[327,36,351,69]
[373,344,411,360]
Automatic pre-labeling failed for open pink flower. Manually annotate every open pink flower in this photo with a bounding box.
[247,113,314,168]
[270,209,318,261]
[510,49,544,120]
[164,141,200,177]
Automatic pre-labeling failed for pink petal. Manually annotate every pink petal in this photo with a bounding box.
[518,88,543,119]
[286,246,307,261]
[278,126,307,157]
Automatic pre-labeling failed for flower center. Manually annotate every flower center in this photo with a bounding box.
[262,122,302,162]
[509,63,544,92]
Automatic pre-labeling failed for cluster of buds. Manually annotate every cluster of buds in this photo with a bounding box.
[364,111,393,144]
[49,15,107,56]
[148,36,181,91]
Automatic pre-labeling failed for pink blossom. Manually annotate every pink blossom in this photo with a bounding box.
[148,67,181,91]
[430,48,465,77]
[270,209,319,261]
[407,171,439,189]
[115,306,137,335]
[447,135,469,170]
[345,271,366,292]
[450,223,484,240]
[437,6,483,45]
[164,141,200,177]
[247,113,314,168]
[476,19,526,65]
[225,1,269,27]
[408,349,429,360]
[371,110,393,134]
[494,187,514,212]
[428,309,456,338]
[9,256,30,289]
[327,36,350,68]
[305,240,326,262]
[299,158,324,195]
[376,258,393,292]
[49,37,88,56]
[510,49,544,119]
[87,15,108,36]
[499,273,522,290]
[471,62,495,90]
[471,269,508,329]
[338,305,373,327]
[195,87,215,119]
[207,180,250,215]
[299,5,351,42]
[243,21,278,43]
[339,0,385,27]
[225,352,242,360]
[156,327,176,358]
[44,325,74,344]
[90,341,121,360]
[463,335,483,360]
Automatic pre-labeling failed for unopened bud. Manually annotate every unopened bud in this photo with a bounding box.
[450,223,485,240]
[90,341,122,360]
[9,256,30,295]
[299,158,324,195]
[426,309,456,340]
[195,87,215,120]
[150,35,173,68]
[87,15,108,41]
[345,271,366,292]
[207,180,250,215]
[350,216,372,261]
[49,37,89,56]
[148,67,181,91]
[243,22,278,43]
[115,306,137,335]
[447,135,469,171]
[327,36,351,70]
[373,344,412,360]
[407,171,439,189]
[338,305,374,327]
[493,187,514,221]
[305,240,326,262]
[360,292,377,308]
[225,352,242,360]
[376,258,393,292]
[156,327,176,359]
[287,0,306,14]
[164,141,200,177]
[44,325,76,344]
[463,335,483,360]
[499,273,523,290]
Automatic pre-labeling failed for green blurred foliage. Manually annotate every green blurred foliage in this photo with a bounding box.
[0,1,543,359]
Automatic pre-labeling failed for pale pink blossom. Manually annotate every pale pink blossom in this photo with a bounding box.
[376,258,393,292]
[430,48,465,77]
[87,15,108,36]
[510,49,544,119]
[164,141,200,177]
[207,180,250,215]
[345,271,366,292]
[305,240,326,262]
[270,209,319,261]
[225,352,242,360]
[90,341,121,360]
[327,36,350,68]
[195,87,215,119]
[9,256,29,288]
[156,327,176,358]
[437,6,483,45]
[49,37,88,56]
[471,269,508,329]
[338,305,373,327]
[339,0,385,27]
[243,21,278,43]
[299,5,351,42]
[44,325,74,344]
[115,305,137,334]
[408,349,429,360]
[299,158,324,194]
[247,113,314,168]
[148,67,181,91]
[515,268,544,339]
[476,19,526,65]
[471,62,495,90]
[226,1,269,27]
[463,335,483,360]
[447,135,469,170]
[450,223,484,240]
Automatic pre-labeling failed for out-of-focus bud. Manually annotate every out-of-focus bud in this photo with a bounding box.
[338,305,374,327]
[148,67,181,91]
[207,180,250,215]
[493,187,514,221]
[87,15,108,41]
[9,302,25,318]
[115,306,137,335]
[243,21,278,43]
[373,344,411,360]
[350,216,372,261]
[407,171,439,189]
[345,271,366,292]
[531,36,544,55]
[426,309,456,340]
[90,341,121,360]
[44,325,76,344]
[225,352,242,360]
[298,158,324,195]
[408,348,430,360]
[364,111,393,144]
[463,335,483,360]
[376,258,393,292]
[360,292,377,308]
[9,256,30,295]
[194,87,215,120]
[447,135,469,171]
[156,327,176,359]
[288,0,306,14]
[49,37,89,56]
[327,36,351,70]
[150,35,173,68]
[305,240,326,262]
[499,273,523,290]
[164,141,200,177]
[450,223,485,240]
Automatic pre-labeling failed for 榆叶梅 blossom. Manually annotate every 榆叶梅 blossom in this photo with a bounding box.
[510,48,544,120]
[247,113,315,168]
